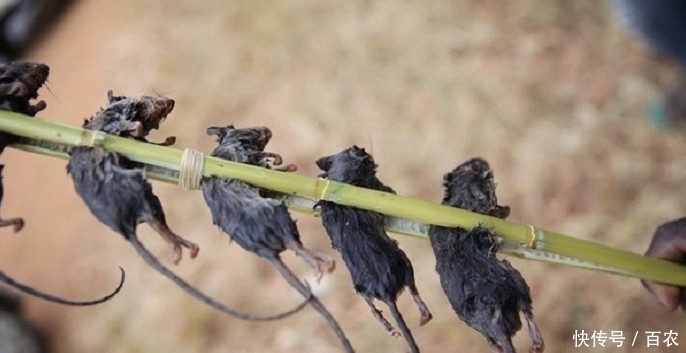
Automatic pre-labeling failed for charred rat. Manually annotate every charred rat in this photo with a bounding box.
[68,93,307,321]
[0,61,120,306]
[0,61,49,232]
[428,158,544,353]
[315,145,432,353]
[0,61,48,120]
[202,125,354,353]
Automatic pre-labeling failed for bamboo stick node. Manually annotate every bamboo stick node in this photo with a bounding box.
[90,130,107,147]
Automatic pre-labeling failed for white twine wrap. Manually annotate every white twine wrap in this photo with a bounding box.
[179,148,205,190]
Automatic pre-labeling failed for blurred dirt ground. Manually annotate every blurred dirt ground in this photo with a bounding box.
[2,0,686,352]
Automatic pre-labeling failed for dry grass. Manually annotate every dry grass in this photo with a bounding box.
[1,0,686,352]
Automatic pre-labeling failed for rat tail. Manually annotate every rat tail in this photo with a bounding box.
[127,235,308,321]
[269,258,355,353]
[0,267,125,305]
[387,301,421,353]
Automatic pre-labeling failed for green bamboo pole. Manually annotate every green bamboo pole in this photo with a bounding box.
[2,110,686,286]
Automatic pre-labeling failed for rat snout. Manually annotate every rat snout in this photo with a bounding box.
[255,127,272,150]
[155,98,175,118]
[29,63,49,85]
[261,126,272,140]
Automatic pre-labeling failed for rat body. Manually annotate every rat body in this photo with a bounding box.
[68,93,307,321]
[315,145,432,353]
[202,125,354,353]
[428,158,543,353]
[0,61,49,232]
[0,63,126,306]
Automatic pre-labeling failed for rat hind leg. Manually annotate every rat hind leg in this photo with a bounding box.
[485,326,517,353]
[408,283,432,325]
[362,295,399,337]
[486,339,506,353]
[0,165,23,232]
[0,217,23,233]
[147,218,199,265]
[524,310,544,353]
[141,182,199,264]
[268,257,355,353]
[386,300,420,353]
[286,240,335,282]
[259,151,283,165]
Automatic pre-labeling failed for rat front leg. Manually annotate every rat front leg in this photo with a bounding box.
[123,121,146,138]
[23,100,47,116]
[123,122,176,146]
[251,151,286,166]
[488,205,511,219]
[142,136,176,146]
[524,311,544,353]
[363,296,399,337]
[262,152,283,165]
[158,136,176,146]
[252,152,297,171]
[286,241,335,282]
[0,82,29,96]
[274,164,297,172]
[408,284,432,325]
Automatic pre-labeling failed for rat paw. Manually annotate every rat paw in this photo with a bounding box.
[419,310,432,326]
[170,239,200,265]
[275,163,298,172]
[11,218,24,233]
[313,255,335,283]
[155,136,176,146]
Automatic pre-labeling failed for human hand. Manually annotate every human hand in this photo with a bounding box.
[643,217,686,311]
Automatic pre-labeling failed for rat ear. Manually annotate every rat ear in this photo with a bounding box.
[350,145,364,153]
[206,126,225,137]
[107,90,126,103]
[442,171,454,188]
[315,156,333,171]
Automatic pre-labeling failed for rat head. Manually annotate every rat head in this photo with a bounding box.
[206,125,272,151]
[316,145,380,187]
[442,158,509,217]
[83,91,175,138]
[0,61,49,98]
[107,91,175,134]
[0,61,49,115]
